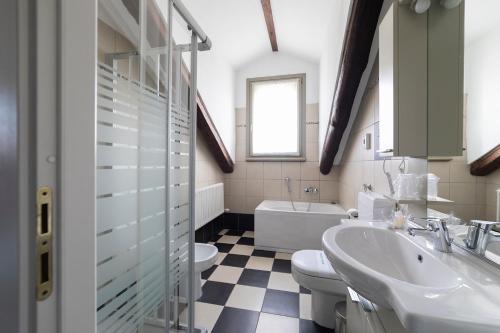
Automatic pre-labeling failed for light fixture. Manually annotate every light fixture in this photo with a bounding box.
[410,0,431,14]
[440,0,462,9]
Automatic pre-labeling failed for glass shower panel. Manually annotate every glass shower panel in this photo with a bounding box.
[96,0,172,332]
[168,10,194,330]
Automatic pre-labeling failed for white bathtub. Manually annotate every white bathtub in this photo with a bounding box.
[255,200,348,253]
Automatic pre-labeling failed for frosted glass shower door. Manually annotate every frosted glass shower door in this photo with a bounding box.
[96,0,175,332]
[95,0,201,332]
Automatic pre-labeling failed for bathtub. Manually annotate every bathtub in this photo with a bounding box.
[254,200,348,253]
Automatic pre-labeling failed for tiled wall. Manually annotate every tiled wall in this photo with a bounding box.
[485,169,500,221]
[338,62,499,222]
[224,104,339,214]
[428,160,499,222]
[337,65,410,210]
[427,159,486,221]
[337,64,426,219]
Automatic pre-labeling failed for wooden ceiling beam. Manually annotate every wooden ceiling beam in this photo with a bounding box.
[319,0,384,175]
[470,145,500,176]
[261,0,278,52]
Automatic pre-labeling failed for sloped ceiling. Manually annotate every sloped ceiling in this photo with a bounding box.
[182,0,340,68]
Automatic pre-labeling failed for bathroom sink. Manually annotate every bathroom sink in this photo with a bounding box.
[322,222,500,333]
[323,224,460,308]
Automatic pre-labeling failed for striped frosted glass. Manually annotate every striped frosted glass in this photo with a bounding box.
[96,63,170,333]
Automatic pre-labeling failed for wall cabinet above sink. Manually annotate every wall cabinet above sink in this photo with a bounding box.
[378,1,464,157]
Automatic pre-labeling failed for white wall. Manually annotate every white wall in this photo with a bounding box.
[197,52,236,160]
[465,25,500,163]
[318,0,351,157]
[235,52,319,107]
[175,19,236,160]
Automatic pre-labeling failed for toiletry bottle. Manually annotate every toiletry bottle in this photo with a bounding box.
[392,210,405,229]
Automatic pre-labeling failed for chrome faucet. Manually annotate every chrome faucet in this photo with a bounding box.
[408,217,453,253]
[303,186,318,193]
[464,220,500,255]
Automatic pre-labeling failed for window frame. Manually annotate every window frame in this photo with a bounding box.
[246,73,306,161]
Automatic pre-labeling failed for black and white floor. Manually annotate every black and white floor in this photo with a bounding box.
[195,229,334,333]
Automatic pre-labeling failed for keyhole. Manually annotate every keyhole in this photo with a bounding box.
[417,254,423,263]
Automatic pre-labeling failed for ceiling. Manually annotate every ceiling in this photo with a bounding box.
[182,0,341,68]
[465,0,500,45]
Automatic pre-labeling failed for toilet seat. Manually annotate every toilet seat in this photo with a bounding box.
[292,250,345,295]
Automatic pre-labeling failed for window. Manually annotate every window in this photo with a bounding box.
[246,74,306,161]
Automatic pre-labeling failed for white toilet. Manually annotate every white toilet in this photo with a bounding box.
[291,191,392,328]
[194,243,218,300]
[292,250,346,329]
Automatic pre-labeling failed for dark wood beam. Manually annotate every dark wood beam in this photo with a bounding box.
[196,94,235,173]
[261,0,278,52]
[319,0,384,175]
[470,145,500,176]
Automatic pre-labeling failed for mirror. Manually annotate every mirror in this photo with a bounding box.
[463,0,500,164]
[427,0,500,262]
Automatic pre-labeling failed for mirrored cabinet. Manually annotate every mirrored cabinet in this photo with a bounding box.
[378,0,464,157]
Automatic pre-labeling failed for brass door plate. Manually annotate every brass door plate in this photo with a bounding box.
[37,186,53,301]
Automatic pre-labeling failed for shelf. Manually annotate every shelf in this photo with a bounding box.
[427,196,454,204]
[383,195,454,205]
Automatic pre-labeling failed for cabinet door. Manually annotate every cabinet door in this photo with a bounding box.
[379,3,428,157]
[427,2,464,156]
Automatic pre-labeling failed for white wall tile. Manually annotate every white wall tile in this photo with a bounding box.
[300,162,320,181]
[306,124,319,143]
[236,107,246,126]
[263,180,282,200]
[306,103,319,123]
[246,196,263,214]
[246,179,264,197]
[281,179,301,200]
[450,183,476,205]
[263,162,282,180]
[428,161,450,182]
[306,141,319,162]
[282,162,301,180]
[320,181,339,202]
[450,162,476,183]
[247,162,264,179]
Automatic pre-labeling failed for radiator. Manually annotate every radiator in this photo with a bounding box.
[195,183,224,230]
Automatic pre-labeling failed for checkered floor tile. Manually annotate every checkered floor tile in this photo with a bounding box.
[196,229,334,333]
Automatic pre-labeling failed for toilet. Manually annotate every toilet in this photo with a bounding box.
[291,191,392,328]
[194,243,218,300]
[291,250,346,329]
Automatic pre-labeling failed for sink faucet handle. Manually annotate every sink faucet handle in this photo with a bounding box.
[465,220,500,253]
[470,220,500,227]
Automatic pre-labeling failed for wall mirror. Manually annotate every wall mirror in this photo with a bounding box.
[427,0,500,264]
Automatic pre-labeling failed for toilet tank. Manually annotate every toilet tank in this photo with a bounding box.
[357,191,394,220]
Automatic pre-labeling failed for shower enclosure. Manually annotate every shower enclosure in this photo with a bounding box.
[56,0,210,332]
[95,1,210,332]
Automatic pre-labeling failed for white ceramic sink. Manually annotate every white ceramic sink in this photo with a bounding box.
[328,225,460,306]
[322,222,500,333]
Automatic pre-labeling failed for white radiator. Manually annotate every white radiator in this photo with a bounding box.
[195,183,224,230]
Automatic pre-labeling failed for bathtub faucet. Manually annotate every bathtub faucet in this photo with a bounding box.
[304,186,318,193]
